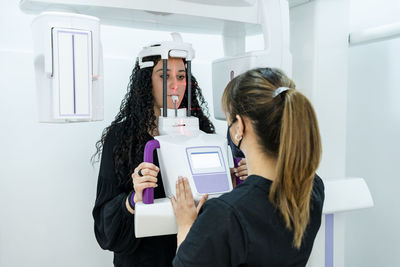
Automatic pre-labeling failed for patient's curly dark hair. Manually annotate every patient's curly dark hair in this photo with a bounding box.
[92,56,215,186]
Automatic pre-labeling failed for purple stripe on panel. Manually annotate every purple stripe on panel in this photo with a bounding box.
[57,31,61,117]
[72,34,76,114]
[56,30,91,118]
[325,214,334,267]
[87,31,91,116]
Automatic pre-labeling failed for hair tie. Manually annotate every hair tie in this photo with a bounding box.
[273,87,290,98]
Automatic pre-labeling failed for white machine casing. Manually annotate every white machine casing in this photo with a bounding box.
[156,120,233,202]
[157,108,200,136]
[212,0,292,120]
[31,12,104,122]
[135,109,234,238]
[138,32,195,68]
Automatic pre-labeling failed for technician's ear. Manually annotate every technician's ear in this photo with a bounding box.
[235,115,245,137]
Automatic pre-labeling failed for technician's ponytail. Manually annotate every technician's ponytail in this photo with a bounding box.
[270,89,322,248]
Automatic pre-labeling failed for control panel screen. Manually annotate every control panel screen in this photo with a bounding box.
[190,152,221,169]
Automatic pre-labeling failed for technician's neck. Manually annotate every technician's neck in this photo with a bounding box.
[245,148,277,181]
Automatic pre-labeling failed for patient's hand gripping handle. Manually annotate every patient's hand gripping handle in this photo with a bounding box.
[143,140,160,204]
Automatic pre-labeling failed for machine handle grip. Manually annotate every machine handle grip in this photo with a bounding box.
[234,158,243,186]
[143,140,160,204]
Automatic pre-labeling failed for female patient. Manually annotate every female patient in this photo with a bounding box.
[172,67,325,267]
[92,50,215,266]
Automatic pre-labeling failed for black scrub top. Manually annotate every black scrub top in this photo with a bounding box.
[173,174,325,267]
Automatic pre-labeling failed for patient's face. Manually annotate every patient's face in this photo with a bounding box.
[152,57,187,111]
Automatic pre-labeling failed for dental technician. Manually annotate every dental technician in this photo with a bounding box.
[91,40,220,266]
[172,68,325,267]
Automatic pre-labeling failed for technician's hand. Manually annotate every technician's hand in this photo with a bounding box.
[171,177,208,247]
[231,158,248,182]
[131,162,159,203]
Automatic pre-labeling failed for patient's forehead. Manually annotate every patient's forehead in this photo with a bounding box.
[153,57,186,73]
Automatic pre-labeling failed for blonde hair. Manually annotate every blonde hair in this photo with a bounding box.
[222,68,322,248]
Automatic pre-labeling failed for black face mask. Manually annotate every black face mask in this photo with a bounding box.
[227,121,245,159]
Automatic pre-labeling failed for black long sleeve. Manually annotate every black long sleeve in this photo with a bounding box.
[93,131,141,254]
[92,129,177,266]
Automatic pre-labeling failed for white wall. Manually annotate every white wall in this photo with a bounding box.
[291,0,350,180]
[346,35,400,267]
[345,1,400,266]
[291,2,400,267]
[290,1,350,265]
[0,1,228,266]
[349,0,400,32]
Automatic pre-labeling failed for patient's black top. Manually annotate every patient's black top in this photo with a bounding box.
[173,174,325,267]
[92,127,176,267]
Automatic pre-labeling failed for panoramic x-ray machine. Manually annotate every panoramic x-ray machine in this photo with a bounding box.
[21,0,374,265]
[22,0,294,237]
[134,33,234,237]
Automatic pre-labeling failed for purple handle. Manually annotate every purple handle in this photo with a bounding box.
[234,158,243,186]
[142,140,160,204]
